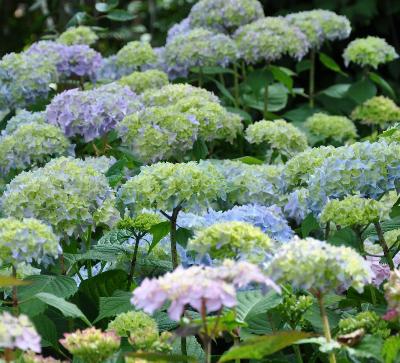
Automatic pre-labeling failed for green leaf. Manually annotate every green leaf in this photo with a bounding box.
[347,78,377,104]
[382,335,400,363]
[210,78,236,104]
[176,228,193,248]
[296,60,311,73]
[95,0,119,12]
[346,335,384,362]
[225,107,252,122]
[192,138,208,161]
[97,228,133,246]
[64,248,122,266]
[94,290,132,323]
[235,156,264,165]
[283,106,320,123]
[267,83,289,112]
[31,314,58,348]
[301,213,320,238]
[172,336,205,362]
[303,303,340,332]
[106,9,135,21]
[362,217,400,240]
[269,65,294,91]
[191,66,234,75]
[66,12,92,27]
[319,52,348,76]
[320,84,351,98]
[35,292,91,326]
[135,255,173,277]
[18,275,78,317]
[219,331,313,361]
[153,311,179,331]
[328,228,359,249]
[246,69,274,96]
[148,221,171,253]
[369,72,396,99]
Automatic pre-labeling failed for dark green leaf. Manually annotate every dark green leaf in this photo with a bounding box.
[283,106,320,123]
[320,84,351,98]
[153,311,179,331]
[296,60,311,73]
[106,9,135,21]
[97,228,133,246]
[225,107,252,122]
[235,156,264,165]
[176,228,193,248]
[328,228,359,249]
[95,0,119,12]
[347,78,377,104]
[269,65,294,91]
[192,139,208,161]
[268,83,289,112]
[94,290,132,323]
[246,69,274,96]
[35,292,91,326]
[172,336,205,362]
[31,314,58,348]
[211,78,236,104]
[369,72,396,99]
[66,12,92,27]
[191,66,234,75]
[319,52,348,76]
[301,213,320,238]
[219,331,313,361]
[148,221,171,253]
[362,217,400,240]
[345,335,384,362]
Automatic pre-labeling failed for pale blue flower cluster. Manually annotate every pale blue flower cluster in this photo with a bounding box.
[46,83,143,141]
[3,110,46,135]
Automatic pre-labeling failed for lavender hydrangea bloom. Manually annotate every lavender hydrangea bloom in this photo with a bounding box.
[46,83,143,141]
[284,188,311,224]
[167,17,193,43]
[179,204,293,243]
[27,41,102,79]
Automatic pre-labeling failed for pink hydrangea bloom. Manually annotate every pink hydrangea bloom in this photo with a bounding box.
[132,260,280,321]
[366,253,400,287]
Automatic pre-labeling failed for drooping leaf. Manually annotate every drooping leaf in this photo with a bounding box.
[225,107,252,123]
[94,290,132,323]
[35,292,91,326]
[31,314,59,348]
[106,9,135,21]
[192,139,208,161]
[219,331,313,361]
[347,78,377,104]
[235,156,264,165]
[319,52,348,76]
[148,221,171,253]
[320,84,351,99]
[301,213,320,238]
[369,72,396,99]
[269,65,294,91]
[328,228,359,249]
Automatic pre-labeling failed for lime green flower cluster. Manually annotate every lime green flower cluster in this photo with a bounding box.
[245,119,308,158]
[118,70,169,94]
[1,157,119,239]
[338,311,390,339]
[282,146,336,191]
[0,217,60,266]
[305,113,357,143]
[188,221,273,262]
[141,83,219,106]
[286,10,351,49]
[320,195,389,227]
[117,213,162,233]
[380,123,400,143]
[118,161,226,213]
[266,236,373,293]
[60,328,120,363]
[343,36,398,68]
[116,41,157,70]
[0,123,73,177]
[117,85,242,163]
[351,96,400,126]
[277,290,313,327]
[57,26,98,45]
[108,311,159,349]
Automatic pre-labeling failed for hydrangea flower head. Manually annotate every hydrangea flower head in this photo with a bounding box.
[188,221,273,262]
[4,110,46,135]
[118,161,226,213]
[46,83,142,142]
[164,28,237,79]
[132,260,279,320]
[0,312,41,353]
[245,119,308,158]
[305,113,357,142]
[118,70,169,94]
[233,17,310,64]
[343,36,398,68]
[0,123,73,177]
[282,146,336,192]
[351,96,400,126]
[0,217,60,266]
[338,311,390,339]
[266,236,373,293]
[189,0,264,33]
[384,269,400,320]
[286,10,351,49]
[60,328,120,363]
[117,213,162,233]
[166,17,192,43]
[0,52,57,109]
[57,26,98,45]
[1,157,119,238]
[23,352,66,363]
[320,195,389,227]
[115,41,157,72]
[108,311,158,348]
[283,188,311,224]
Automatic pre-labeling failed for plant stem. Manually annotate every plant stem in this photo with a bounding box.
[241,61,247,81]
[12,266,18,315]
[170,206,181,269]
[309,49,316,108]
[324,222,330,240]
[293,345,304,363]
[374,221,395,270]
[233,335,241,363]
[127,235,141,290]
[317,293,336,363]
[233,63,240,107]
[4,348,13,363]
[264,81,269,119]
[86,229,92,278]
[201,299,211,363]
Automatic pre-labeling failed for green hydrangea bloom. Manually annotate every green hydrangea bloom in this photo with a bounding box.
[379,123,400,143]
[245,119,308,158]
[60,328,120,363]
[286,10,351,49]
[116,41,157,70]
[1,157,119,239]
[320,195,389,227]
[57,26,98,45]
[141,83,219,106]
[118,161,226,213]
[338,311,390,339]
[108,311,159,348]
[4,110,46,134]
[277,290,313,327]
[266,236,373,293]
[343,36,398,68]
[188,221,273,262]
[118,70,169,94]
[305,113,357,142]
[282,146,336,191]
[233,17,310,64]
[0,123,73,177]
[351,96,400,126]
[0,217,60,266]
[117,213,162,233]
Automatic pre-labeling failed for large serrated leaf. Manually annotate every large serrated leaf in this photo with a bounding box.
[31,314,58,348]
[153,311,179,331]
[135,255,173,277]
[172,336,205,362]
[94,290,132,323]
[97,228,133,246]
[362,217,400,240]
